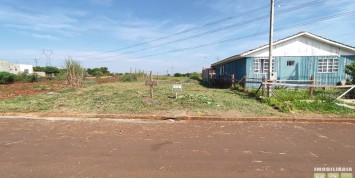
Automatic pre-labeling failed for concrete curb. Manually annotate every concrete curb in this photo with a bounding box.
[0,112,354,123]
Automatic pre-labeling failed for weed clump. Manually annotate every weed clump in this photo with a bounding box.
[65,58,84,87]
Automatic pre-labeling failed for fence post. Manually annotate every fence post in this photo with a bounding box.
[231,74,235,90]
[150,71,153,98]
[309,75,314,97]
[267,80,272,97]
[262,76,266,97]
[243,75,247,92]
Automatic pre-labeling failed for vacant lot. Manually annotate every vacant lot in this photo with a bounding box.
[0,78,281,117]
[0,77,353,117]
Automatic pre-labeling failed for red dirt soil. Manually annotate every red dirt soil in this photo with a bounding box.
[0,77,119,100]
[0,81,66,100]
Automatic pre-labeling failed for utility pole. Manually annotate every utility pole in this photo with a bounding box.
[43,49,53,66]
[33,58,38,67]
[268,0,275,97]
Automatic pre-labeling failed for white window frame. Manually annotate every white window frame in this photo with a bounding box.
[317,57,339,73]
[254,57,274,74]
[219,65,224,75]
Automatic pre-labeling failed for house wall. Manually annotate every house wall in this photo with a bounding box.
[17,64,33,74]
[215,58,247,84]
[0,60,33,74]
[244,55,355,88]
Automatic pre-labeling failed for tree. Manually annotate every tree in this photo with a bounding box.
[33,66,60,76]
[86,67,111,77]
[43,66,60,75]
[345,62,355,84]
[174,73,182,77]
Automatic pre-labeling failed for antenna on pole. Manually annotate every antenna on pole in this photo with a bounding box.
[43,49,53,66]
[268,0,275,97]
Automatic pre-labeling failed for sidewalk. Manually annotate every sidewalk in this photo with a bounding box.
[0,112,354,123]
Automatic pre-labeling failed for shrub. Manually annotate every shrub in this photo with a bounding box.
[93,70,104,77]
[189,72,201,81]
[14,73,28,82]
[14,73,39,83]
[27,73,39,82]
[120,72,147,82]
[120,74,138,82]
[0,72,15,84]
[174,73,182,77]
[345,62,355,84]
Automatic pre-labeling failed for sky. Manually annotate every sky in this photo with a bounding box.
[0,0,354,74]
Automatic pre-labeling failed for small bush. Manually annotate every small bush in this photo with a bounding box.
[121,74,138,82]
[14,73,39,83]
[27,74,39,82]
[189,72,201,81]
[174,73,182,77]
[15,73,28,82]
[0,72,15,84]
[120,73,146,82]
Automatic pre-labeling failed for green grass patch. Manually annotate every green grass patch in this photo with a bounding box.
[263,89,354,115]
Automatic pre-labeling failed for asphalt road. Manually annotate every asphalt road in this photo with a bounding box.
[0,117,354,178]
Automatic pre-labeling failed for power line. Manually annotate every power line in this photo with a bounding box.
[94,10,355,62]
[76,0,336,59]
[67,5,269,58]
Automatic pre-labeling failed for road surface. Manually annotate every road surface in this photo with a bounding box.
[0,117,354,178]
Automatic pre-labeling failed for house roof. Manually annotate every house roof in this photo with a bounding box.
[211,32,355,67]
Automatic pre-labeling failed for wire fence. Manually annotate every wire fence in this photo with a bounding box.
[236,77,355,103]
[268,84,355,102]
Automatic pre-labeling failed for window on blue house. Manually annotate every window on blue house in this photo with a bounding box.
[287,61,295,66]
[318,58,338,73]
[254,57,274,74]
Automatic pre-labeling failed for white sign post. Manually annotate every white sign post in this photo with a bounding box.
[172,84,183,99]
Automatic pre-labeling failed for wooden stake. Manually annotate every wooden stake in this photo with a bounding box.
[150,71,153,98]
[262,76,266,97]
[309,75,314,97]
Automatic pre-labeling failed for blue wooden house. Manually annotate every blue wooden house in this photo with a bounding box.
[210,32,355,87]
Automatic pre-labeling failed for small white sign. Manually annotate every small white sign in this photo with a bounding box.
[172,84,183,93]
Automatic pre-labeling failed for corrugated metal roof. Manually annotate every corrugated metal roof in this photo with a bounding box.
[211,32,355,67]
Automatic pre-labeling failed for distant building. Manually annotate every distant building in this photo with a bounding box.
[202,67,215,84]
[210,32,355,87]
[0,60,33,74]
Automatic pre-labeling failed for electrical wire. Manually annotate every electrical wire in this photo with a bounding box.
[90,10,355,62]
[62,0,332,58]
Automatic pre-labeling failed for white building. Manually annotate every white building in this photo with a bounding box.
[0,60,33,74]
